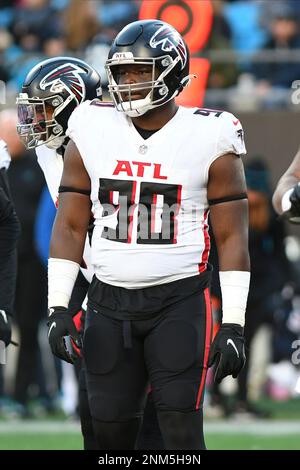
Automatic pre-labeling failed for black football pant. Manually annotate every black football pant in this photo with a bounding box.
[71,272,164,450]
[79,367,164,450]
[83,286,212,450]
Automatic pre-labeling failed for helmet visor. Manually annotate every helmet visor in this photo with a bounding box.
[16,95,61,149]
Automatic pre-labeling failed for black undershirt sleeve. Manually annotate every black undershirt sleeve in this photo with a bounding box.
[208,192,248,206]
[58,185,91,196]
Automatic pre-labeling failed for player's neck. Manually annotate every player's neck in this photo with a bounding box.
[131,101,178,131]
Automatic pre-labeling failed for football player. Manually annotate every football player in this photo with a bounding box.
[17,56,163,450]
[0,140,20,351]
[272,146,300,222]
[48,20,250,450]
[17,57,100,448]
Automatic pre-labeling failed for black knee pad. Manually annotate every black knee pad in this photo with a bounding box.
[83,323,121,421]
[157,380,199,412]
[89,391,138,423]
[87,378,146,423]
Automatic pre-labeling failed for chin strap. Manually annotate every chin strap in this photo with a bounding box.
[179,74,197,92]
[122,74,197,117]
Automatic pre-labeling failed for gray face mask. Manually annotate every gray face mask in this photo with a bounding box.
[16,93,65,150]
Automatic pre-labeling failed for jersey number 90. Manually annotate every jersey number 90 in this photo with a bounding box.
[99,178,182,245]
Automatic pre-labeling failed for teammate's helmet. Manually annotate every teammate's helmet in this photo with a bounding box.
[105,19,190,117]
[17,57,102,149]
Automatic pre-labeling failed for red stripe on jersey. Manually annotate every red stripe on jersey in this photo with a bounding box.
[196,287,212,409]
[151,193,157,234]
[127,180,137,243]
[198,209,210,272]
[172,184,182,244]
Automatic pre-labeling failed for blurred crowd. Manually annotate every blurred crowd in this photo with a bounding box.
[0,0,139,99]
[1,1,300,109]
[0,0,300,421]
[208,157,300,418]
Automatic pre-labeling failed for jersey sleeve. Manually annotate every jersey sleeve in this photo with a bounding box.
[215,112,246,158]
[66,101,94,173]
[67,101,91,140]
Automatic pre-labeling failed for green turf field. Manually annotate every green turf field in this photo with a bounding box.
[206,434,300,450]
[0,399,299,450]
[0,430,299,450]
[0,420,299,450]
[0,432,83,450]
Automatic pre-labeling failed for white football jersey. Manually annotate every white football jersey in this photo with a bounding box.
[67,101,246,288]
[36,145,63,204]
[35,144,93,283]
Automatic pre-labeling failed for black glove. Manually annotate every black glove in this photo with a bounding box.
[0,310,11,347]
[287,184,300,223]
[47,307,82,364]
[208,323,246,384]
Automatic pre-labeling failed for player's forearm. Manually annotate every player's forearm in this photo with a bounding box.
[49,214,89,309]
[272,174,299,215]
[273,147,300,214]
[216,234,250,272]
[50,219,87,264]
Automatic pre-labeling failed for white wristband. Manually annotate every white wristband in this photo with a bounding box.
[281,188,294,212]
[48,258,80,309]
[219,271,250,327]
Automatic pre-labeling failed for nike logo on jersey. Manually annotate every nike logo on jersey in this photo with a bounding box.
[227,338,239,357]
[48,322,56,338]
[0,310,7,324]
[233,119,240,126]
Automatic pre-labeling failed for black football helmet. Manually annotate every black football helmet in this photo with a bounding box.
[105,19,191,117]
[17,57,102,149]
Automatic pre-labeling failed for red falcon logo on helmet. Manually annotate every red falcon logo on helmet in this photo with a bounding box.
[40,63,86,104]
[149,25,187,69]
